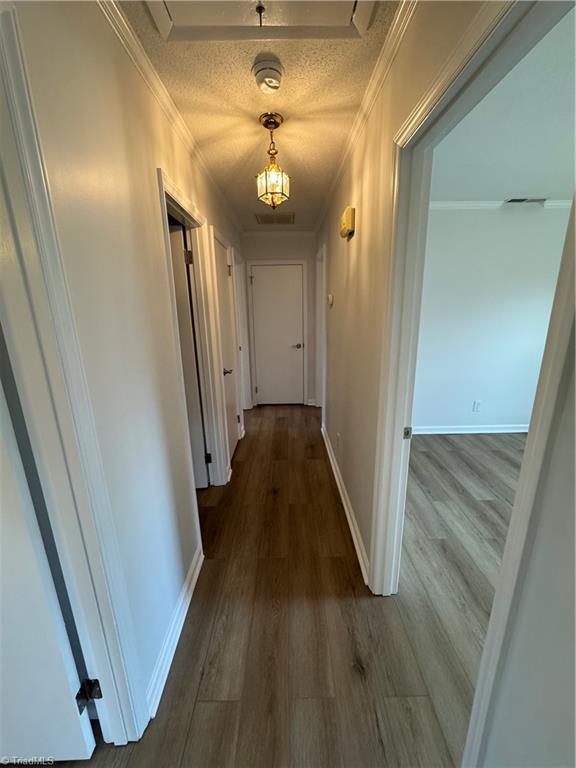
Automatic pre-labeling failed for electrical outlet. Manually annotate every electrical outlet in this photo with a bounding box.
[472,400,482,413]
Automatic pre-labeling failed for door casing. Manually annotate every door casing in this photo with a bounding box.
[365,1,574,764]
[212,229,242,467]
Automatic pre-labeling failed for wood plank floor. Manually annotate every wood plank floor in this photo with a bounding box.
[72,408,524,767]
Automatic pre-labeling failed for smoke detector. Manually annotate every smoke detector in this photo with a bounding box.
[252,53,283,94]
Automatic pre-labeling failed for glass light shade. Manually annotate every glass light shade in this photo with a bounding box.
[257,157,290,209]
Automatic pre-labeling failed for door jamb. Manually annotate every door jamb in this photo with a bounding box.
[230,247,249,431]
[246,259,309,406]
[210,226,240,479]
[367,0,574,764]
[157,172,232,487]
[157,169,219,492]
[315,245,327,421]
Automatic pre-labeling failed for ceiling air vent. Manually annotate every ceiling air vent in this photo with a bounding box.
[255,211,295,225]
[505,198,547,204]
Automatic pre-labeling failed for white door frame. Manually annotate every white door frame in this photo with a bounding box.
[157,191,233,486]
[247,259,308,406]
[0,5,148,743]
[315,245,327,418]
[210,227,242,477]
[366,0,573,763]
[231,247,251,424]
[157,169,230,487]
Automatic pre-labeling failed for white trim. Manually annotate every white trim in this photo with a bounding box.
[430,201,504,210]
[0,5,147,743]
[462,203,574,765]
[316,0,418,229]
[232,254,251,416]
[246,259,309,406]
[306,399,317,407]
[146,548,204,717]
[157,170,211,487]
[159,169,206,227]
[430,199,572,210]
[321,428,369,585]
[210,227,239,478]
[315,244,328,417]
[362,0,574,763]
[412,424,529,435]
[544,199,573,210]
[229,247,245,441]
[95,1,242,234]
[157,170,229,487]
[394,2,517,148]
[369,0,567,599]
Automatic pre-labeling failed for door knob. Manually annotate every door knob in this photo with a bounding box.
[223,368,233,376]
[293,343,302,349]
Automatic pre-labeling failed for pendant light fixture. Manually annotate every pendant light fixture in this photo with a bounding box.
[256,112,290,209]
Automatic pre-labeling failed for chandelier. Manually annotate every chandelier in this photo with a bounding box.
[256,112,290,209]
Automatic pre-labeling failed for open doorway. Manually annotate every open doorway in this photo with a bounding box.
[370,5,574,763]
[403,1,573,675]
[165,203,211,489]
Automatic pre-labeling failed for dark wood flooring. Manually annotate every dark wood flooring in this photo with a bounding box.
[72,408,524,767]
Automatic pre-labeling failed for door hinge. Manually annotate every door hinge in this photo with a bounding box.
[205,452,212,464]
[403,427,413,440]
[249,275,254,285]
[255,386,258,393]
[227,264,232,277]
[184,249,193,265]
[236,414,241,424]
[76,678,102,714]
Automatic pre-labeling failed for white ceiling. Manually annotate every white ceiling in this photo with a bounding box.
[121,1,398,231]
[431,9,575,202]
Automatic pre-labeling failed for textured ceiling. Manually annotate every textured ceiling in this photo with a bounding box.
[121,1,398,231]
[432,9,574,202]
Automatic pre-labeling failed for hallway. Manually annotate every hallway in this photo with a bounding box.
[72,406,529,768]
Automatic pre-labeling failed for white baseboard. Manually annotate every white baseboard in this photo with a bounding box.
[413,424,529,435]
[306,398,317,407]
[146,546,204,717]
[321,427,370,585]
[239,426,246,440]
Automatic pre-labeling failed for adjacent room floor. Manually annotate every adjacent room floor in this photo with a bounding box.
[71,407,524,767]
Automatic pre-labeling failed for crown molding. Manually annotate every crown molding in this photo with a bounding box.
[315,0,418,231]
[430,200,502,210]
[96,1,242,234]
[430,199,573,211]
[393,1,516,148]
[544,199,572,210]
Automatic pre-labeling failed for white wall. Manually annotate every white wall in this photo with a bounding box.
[480,346,574,767]
[241,232,317,404]
[412,205,568,433]
[317,1,498,557]
[15,1,239,712]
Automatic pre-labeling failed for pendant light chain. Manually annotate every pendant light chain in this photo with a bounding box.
[268,130,278,158]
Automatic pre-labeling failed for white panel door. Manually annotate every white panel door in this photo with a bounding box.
[0,385,95,762]
[169,225,209,487]
[250,264,304,404]
[214,238,240,462]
